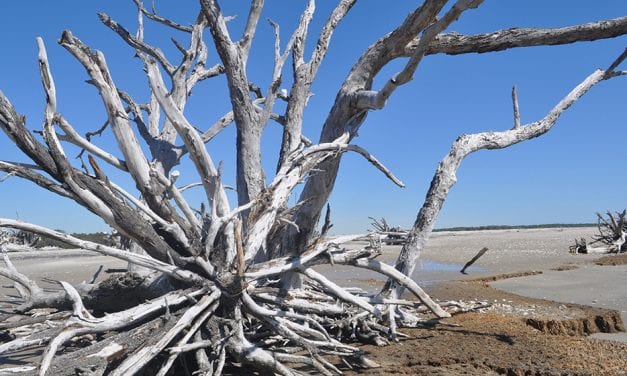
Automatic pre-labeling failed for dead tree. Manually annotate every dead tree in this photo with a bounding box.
[369,217,408,245]
[0,229,41,250]
[569,211,626,254]
[594,210,627,253]
[0,1,625,374]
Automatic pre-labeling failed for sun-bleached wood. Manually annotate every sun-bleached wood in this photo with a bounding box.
[0,2,625,374]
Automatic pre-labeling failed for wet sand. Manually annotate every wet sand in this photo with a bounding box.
[318,226,602,289]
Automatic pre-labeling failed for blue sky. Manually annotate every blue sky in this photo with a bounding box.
[0,1,625,234]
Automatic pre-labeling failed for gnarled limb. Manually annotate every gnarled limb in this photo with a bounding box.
[383,52,627,298]
[201,0,264,208]
[354,0,483,110]
[0,219,204,284]
[288,7,627,258]
[423,16,627,56]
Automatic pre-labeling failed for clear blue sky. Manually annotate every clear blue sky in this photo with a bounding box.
[0,1,625,234]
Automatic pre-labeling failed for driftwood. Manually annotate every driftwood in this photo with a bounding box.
[369,217,408,245]
[460,247,489,274]
[570,211,627,254]
[0,1,625,375]
[0,229,41,249]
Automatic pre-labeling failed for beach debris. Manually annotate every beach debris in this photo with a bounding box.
[460,247,489,274]
[369,217,408,245]
[569,211,626,254]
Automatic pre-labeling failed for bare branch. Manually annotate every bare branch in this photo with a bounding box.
[239,0,264,64]
[301,268,381,317]
[132,0,193,33]
[0,252,42,299]
[309,0,356,75]
[38,37,117,224]
[98,12,175,75]
[145,58,230,216]
[285,1,451,251]
[152,169,201,231]
[201,110,235,143]
[258,0,314,130]
[59,281,97,322]
[512,85,520,129]
[54,114,128,171]
[0,161,75,199]
[59,31,173,220]
[201,0,264,207]
[300,142,405,188]
[422,16,627,56]
[275,0,356,171]
[355,0,483,110]
[0,219,204,284]
[157,299,220,376]
[605,47,627,75]
[385,53,625,299]
[110,292,220,376]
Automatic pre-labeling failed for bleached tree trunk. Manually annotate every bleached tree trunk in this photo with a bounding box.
[0,1,625,375]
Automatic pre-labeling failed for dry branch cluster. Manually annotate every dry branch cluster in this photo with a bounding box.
[570,210,627,254]
[0,1,625,375]
[368,217,408,245]
[0,230,41,249]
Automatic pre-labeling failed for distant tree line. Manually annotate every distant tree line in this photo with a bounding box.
[434,223,597,232]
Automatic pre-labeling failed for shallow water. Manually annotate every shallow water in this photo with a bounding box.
[315,258,485,293]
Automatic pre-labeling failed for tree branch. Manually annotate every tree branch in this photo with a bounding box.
[238,0,264,65]
[59,30,174,221]
[145,59,230,217]
[354,0,483,110]
[201,0,264,208]
[0,161,75,199]
[38,37,117,224]
[98,12,175,75]
[54,114,128,171]
[511,85,520,129]
[384,53,625,299]
[0,219,204,284]
[132,0,193,33]
[422,16,627,56]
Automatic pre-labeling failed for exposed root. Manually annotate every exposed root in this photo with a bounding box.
[0,237,465,375]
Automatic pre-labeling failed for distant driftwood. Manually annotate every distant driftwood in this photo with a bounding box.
[570,211,626,254]
[369,217,409,245]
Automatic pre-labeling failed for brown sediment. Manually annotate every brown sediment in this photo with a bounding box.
[525,309,624,336]
[466,270,543,282]
[550,264,579,271]
[350,312,627,376]
[350,279,627,376]
[595,253,627,266]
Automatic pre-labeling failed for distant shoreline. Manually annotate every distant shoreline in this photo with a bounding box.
[433,223,596,232]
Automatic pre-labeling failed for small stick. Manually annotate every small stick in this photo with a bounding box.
[460,247,489,274]
[89,265,104,284]
[511,85,520,129]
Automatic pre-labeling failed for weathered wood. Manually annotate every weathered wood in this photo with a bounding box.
[0,2,625,375]
[460,247,489,274]
[384,62,626,299]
